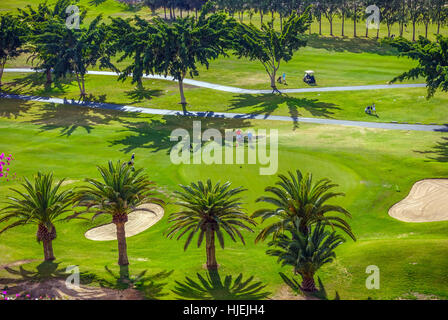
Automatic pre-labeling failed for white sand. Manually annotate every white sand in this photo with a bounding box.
[85,204,164,241]
[389,179,448,222]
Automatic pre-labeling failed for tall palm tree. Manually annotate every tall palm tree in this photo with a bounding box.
[267,222,345,293]
[0,172,74,261]
[166,180,256,270]
[72,160,164,266]
[252,170,355,242]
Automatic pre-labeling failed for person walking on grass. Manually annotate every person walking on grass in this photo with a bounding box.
[128,153,135,171]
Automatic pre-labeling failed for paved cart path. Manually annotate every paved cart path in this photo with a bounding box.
[3,68,427,94]
[1,92,446,132]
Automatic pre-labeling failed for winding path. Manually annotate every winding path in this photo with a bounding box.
[1,92,446,132]
[3,68,427,94]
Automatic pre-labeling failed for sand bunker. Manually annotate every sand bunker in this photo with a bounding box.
[389,179,448,222]
[85,204,164,241]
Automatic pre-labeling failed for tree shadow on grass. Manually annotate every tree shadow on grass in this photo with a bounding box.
[172,270,271,300]
[125,87,164,104]
[305,34,398,56]
[89,0,106,6]
[229,94,340,130]
[28,102,123,137]
[2,72,72,97]
[97,266,173,299]
[415,136,448,162]
[0,261,100,299]
[0,99,32,119]
[110,114,253,154]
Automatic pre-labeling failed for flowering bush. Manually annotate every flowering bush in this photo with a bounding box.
[1,290,56,300]
[0,153,16,181]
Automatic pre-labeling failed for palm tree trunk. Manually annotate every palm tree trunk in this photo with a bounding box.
[206,229,218,270]
[301,275,317,292]
[341,13,345,37]
[43,239,55,261]
[115,221,129,266]
[353,4,357,37]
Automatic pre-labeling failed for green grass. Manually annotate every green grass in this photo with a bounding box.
[0,99,447,300]
[0,0,447,301]
[2,72,447,125]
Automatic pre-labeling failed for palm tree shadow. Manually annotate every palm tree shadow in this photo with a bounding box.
[98,265,173,299]
[109,114,253,154]
[172,270,271,300]
[414,136,448,162]
[0,261,99,298]
[229,94,340,130]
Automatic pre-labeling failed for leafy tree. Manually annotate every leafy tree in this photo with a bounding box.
[408,0,426,41]
[166,180,256,270]
[233,9,311,93]
[151,5,235,107]
[0,14,27,88]
[0,173,74,261]
[45,15,117,98]
[432,0,448,35]
[18,0,84,86]
[252,170,355,242]
[72,160,164,266]
[109,16,159,89]
[322,0,339,36]
[377,0,402,38]
[267,222,345,293]
[385,34,448,98]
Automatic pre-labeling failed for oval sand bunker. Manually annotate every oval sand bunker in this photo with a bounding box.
[85,204,164,241]
[389,179,448,222]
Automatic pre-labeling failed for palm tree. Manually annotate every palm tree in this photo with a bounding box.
[0,172,74,261]
[267,222,345,293]
[252,170,355,242]
[72,160,164,266]
[166,180,256,270]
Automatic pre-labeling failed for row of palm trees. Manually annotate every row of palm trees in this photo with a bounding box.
[0,161,355,294]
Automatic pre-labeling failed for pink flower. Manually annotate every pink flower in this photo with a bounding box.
[2,291,6,295]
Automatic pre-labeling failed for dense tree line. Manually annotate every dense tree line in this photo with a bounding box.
[139,0,448,40]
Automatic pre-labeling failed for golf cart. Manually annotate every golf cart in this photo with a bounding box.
[303,70,316,85]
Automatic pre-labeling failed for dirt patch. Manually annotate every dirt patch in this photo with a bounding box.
[389,179,448,222]
[270,285,320,300]
[0,260,37,270]
[85,204,164,241]
[1,278,143,300]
